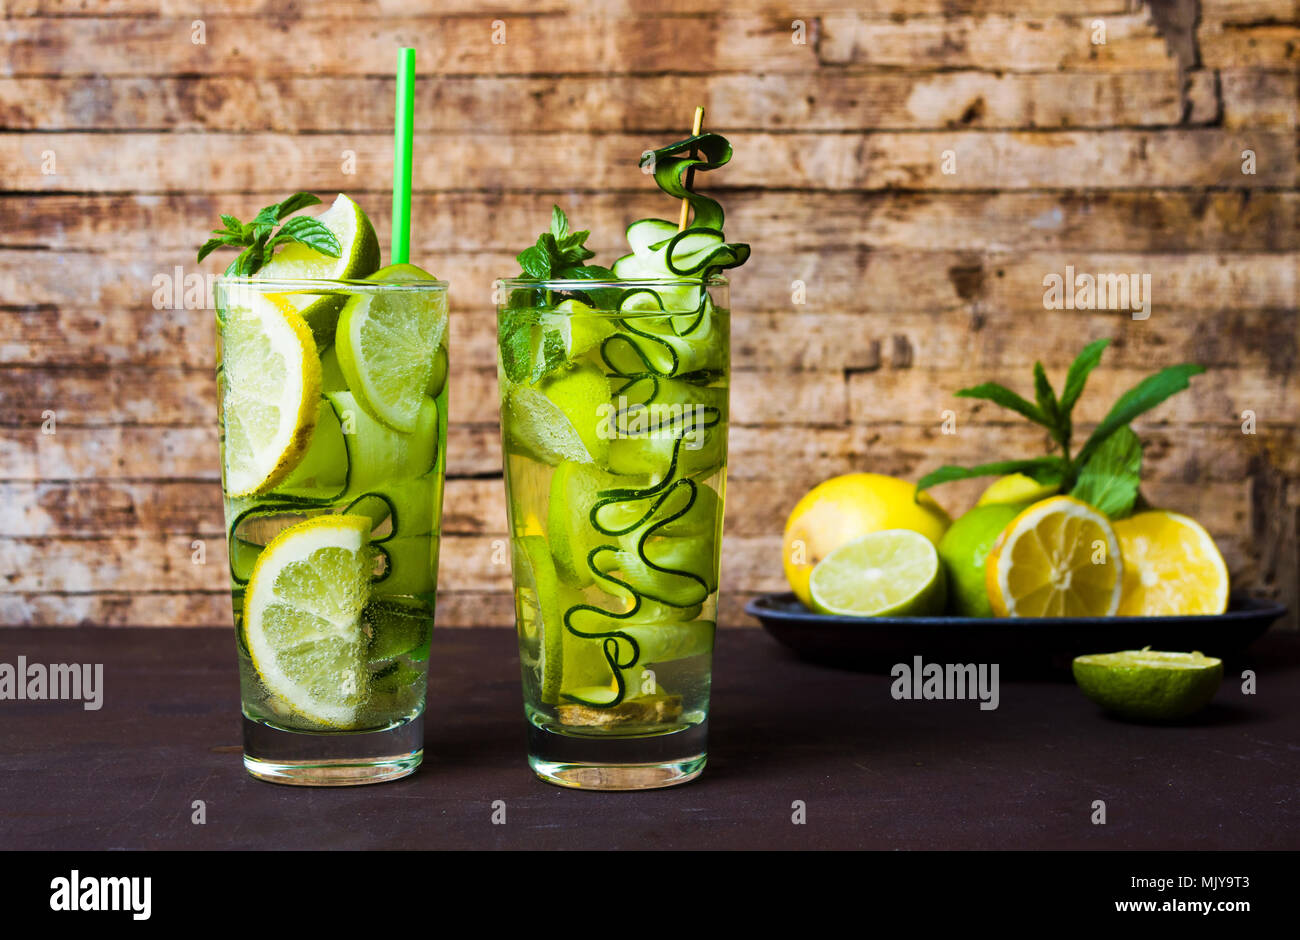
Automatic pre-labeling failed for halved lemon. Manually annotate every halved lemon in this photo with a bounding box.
[1113,510,1229,616]
[986,495,1123,617]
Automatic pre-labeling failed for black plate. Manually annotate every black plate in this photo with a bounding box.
[745,592,1287,676]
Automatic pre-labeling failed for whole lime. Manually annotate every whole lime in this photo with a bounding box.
[936,502,1025,617]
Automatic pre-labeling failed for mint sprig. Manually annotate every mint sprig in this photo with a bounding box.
[917,339,1206,519]
[501,206,620,384]
[516,205,613,282]
[197,192,340,277]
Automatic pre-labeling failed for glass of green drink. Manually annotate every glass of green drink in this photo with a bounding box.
[497,273,731,789]
[206,195,448,786]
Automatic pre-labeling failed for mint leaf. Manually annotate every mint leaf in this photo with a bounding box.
[1033,362,1063,446]
[915,456,1067,498]
[218,214,242,235]
[955,382,1051,428]
[276,192,322,220]
[268,216,341,256]
[551,205,569,241]
[532,329,566,382]
[499,307,540,384]
[197,237,229,264]
[518,245,551,279]
[1059,338,1110,416]
[1074,363,1205,467]
[1070,426,1142,519]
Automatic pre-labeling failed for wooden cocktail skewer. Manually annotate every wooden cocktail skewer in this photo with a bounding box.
[678,106,705,232]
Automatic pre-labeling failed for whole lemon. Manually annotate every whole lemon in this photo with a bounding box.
[782,473,951,608]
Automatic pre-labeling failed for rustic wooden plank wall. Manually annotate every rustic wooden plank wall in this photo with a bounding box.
[1,0,1296,630]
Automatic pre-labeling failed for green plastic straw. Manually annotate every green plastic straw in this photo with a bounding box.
[391,47,416,265]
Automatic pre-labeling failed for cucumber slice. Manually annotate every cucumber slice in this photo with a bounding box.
[364,599,433,662]
[272,397,349,501]
[374,535,438,596]
[327,390,438,495]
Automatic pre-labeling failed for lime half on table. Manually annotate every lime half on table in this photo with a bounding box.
[243,514,376,728]
[808,528,946,617]
[1072,649,1223,721]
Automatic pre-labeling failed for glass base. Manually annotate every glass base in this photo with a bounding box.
[241,713,423,787]
[526,720,707,790]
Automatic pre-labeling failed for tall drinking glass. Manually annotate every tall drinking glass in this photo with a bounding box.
[496,276,729,790]
[215,276,448,785]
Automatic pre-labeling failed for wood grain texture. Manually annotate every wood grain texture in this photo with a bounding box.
[0,0,1295,630]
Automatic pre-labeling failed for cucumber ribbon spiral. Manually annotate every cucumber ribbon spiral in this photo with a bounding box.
[560,132,749,709]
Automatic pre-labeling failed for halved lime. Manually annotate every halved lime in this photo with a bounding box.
[1072,649,1223,721]
[504,363,611,466]
[512,536,564,704]
[219,291,321,497]
[335,263,447,432]
[242,514,375,727]
[808,528,947,617]
[257,193,381,347]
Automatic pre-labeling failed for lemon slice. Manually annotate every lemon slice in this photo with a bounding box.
[242,515,375,727]
[985,495,1123,617]
[1072,648,1223,720]
[1113,510,1229,616]
[335,264,447,432]
[219,291,321,497]
[808,528,947,617]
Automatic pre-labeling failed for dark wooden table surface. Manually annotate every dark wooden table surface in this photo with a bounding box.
[2,627,1297,850]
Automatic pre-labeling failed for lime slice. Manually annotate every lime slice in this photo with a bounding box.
[541,299,614,359]
[335,263,447,432]
[219,291,321,497]
[259,194,381,281]
[512,536,565,704]
[257,193,381,347]
[808,528,947,617]
[1072,649,1223,721]
[504,363,611,466]
[548,460,615,587]
[242,514,375,727]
